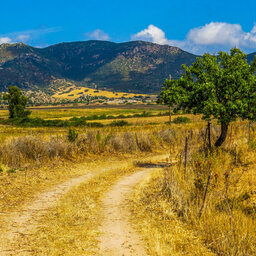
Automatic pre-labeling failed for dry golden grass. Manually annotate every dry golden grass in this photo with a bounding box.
[52,86,149,100]
[0,106,166,120]
[130,169,215,256]
[0,106,255,255]
[0,128,170,168]
[12,155,166,255]
[0,124,172,217]
[129,120,256,256]
[88,113,204,125]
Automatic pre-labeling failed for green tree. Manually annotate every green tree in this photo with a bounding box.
[159,77,188,112]
[3,86,31,119]
[159,48,256,147]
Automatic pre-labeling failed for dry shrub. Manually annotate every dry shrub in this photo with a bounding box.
[159,129,173,144]
[74,134,88,153]
[0,129,168,168]
[109,134,125,152]
[123,132,137,152]
[0,135,77,168]
[135,133,154,152]
[86,131,98,154]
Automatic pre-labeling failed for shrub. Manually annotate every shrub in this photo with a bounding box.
[68,129,78,142]
[135,133,153,152]
[87,122,104,127]
[172,116,191,124]
[109,120,128,127]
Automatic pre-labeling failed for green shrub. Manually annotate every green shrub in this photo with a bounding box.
[68,129,78,142]
[7,169,16,174]
[109,120,128,127]
[172,116,191,124]
[87,122,104,127]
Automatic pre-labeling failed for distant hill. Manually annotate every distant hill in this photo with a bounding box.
[0,41,198,93]
[0,41,255,94]
[247,52,256,64]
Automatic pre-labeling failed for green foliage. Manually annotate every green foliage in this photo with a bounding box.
[0,116,102,128]
[109,120,128,127]
[158,79,187,111]
[68,129,78,142]
[7,169,16,174]
[3,86,31,119]
[172,116,191,124]
[160,48,256,146]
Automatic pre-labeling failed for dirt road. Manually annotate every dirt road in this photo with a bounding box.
[98,169,152,256]
[0,173,94,256]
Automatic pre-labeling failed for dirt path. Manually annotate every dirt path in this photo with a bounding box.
[98,169,152,256]
[0,154,168,255]
[0,173,94,256]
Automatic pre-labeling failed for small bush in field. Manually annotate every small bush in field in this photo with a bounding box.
[109,120,128,127]
[68,129,78,142]
[172,116,191,124]
[7,169,16,174]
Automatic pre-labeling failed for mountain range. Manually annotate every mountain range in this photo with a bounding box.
[0,41,255,94]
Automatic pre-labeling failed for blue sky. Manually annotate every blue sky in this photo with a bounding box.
[0,0,256,54]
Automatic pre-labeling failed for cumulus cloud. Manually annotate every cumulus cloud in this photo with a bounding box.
[131,25,168,45]
[0,37,12,44]
[86,29,110,41]
[132,22,256,54]
[186,22,256,48]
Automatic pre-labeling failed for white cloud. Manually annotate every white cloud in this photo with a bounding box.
[131,25,168,45]
[132,22,256,54]
[86,29,110,41]
[16,34,31,43]
[251,24,256,34]
[0,37,12,44]
[187,22,242,46]
[0,27,61,45]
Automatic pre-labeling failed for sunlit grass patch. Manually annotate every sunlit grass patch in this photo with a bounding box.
[130,169,215,256]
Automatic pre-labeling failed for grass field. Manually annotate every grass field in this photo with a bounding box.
[52,86,150,100]
[0,105,255,255]
[0,104,168,120]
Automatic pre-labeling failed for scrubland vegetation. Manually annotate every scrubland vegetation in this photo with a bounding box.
[0,126,169,169]
[130,120,256,255]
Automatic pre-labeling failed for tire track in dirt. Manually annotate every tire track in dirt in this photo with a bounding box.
[0,154,168,255]
[98,169,153,256]
[0,173,94,256]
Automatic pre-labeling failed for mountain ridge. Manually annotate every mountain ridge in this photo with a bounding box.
[0,41,255,94]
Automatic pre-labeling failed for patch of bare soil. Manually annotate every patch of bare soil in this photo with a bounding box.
[98,169,152,256]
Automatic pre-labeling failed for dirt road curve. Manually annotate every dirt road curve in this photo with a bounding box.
[98,169,151,256]
[0,173,93,256]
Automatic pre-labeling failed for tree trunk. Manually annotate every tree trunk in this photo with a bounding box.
[215,122,229,147]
